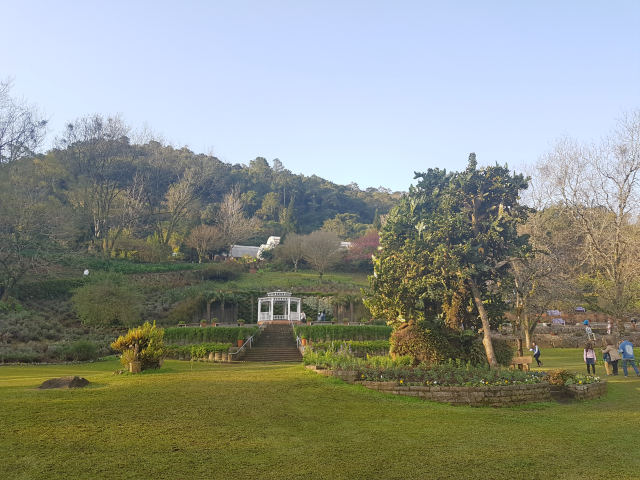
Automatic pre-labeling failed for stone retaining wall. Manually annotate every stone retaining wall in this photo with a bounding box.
[564,381,607,400]
[357,380,551,407]
[307,367,607,406]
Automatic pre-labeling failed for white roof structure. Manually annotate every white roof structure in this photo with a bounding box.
[230,245,260,258]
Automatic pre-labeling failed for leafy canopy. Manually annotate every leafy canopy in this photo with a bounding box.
[367,154,530,350]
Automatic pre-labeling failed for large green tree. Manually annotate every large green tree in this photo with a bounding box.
[367,154,530,366]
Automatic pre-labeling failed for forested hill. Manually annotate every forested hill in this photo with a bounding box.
[0,114,401,257]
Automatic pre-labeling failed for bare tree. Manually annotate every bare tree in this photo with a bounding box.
[185,225,222,263]
[154,168,200,246]
[509,209,581,349]
[0,162,66,300]
[275,233,305,271]
[0,78,49,164]
[215,188,260,256]
[530,109,640,326]
[301,230,343,279]
[55,114,134,253]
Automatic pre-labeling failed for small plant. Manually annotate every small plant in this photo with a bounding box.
[547,368,575,386]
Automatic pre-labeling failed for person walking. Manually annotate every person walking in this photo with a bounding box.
[618,336,640,377]
[321,309,326,322]
[631,318,637,331]
[602,339,621,376]
[530,342,543,366]
[300,311,307,323]
[584,343,597,375]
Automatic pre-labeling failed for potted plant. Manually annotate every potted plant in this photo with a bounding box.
[237,331,245,347]
[200,319,207,327]
[178,321,186,327]
[212,318,218,327]
[301,332,308,346]
[238,319,245,326]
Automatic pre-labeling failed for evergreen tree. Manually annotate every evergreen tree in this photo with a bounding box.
[367,154,530,366]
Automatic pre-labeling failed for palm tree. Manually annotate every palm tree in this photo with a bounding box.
[343,294,360,323]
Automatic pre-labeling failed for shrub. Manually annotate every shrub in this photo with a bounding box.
[193,263,242,282]
[293,325,392,343]
[164,326,258,344]
[491,338,515,367]
[167,295,206,323]
[71,276,143,326]
[60,340,100,361]
[547,368,575,386]
[111,321,166,370]
[389,324,455,365]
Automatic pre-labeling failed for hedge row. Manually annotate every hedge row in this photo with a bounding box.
[293,325,392,342]
[164,326,259,345]
[165,343,232,357]
[308,340,390,352]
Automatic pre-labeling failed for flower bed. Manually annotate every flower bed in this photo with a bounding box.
[355,363,546,387]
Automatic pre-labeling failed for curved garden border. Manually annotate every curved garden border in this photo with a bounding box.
[307,367,607,407]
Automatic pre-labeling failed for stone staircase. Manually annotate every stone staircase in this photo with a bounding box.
[240,323,303,363]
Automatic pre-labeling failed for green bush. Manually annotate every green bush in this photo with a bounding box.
[389,324,456,365]
[13,279,87,300]
[193,263,242,282]
[491,338,515,367]
[163,326,259,345]
[167,295,206,323]
[166,343,232,359]
[111,322,166,370]
[60,340,100,361]
[293,325,392,343]
[71,276,143,326]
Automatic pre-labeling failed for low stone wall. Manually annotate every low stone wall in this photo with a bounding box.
[357,381,551,407]
[564,381,607,400]
[307,367,607,406]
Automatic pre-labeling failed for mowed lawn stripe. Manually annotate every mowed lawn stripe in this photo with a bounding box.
[2,352,640,479]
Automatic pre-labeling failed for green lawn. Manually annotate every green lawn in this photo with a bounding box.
[2,351,640,479]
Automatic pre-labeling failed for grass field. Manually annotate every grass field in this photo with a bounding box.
[2,350,640,479]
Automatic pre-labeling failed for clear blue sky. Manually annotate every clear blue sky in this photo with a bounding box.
[2,1,639,192]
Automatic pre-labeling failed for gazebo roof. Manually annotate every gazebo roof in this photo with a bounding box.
[266,291,293,298]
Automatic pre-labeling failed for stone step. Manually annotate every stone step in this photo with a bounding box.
[242,323,302,362]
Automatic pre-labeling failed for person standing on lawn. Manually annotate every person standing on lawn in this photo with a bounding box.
[602,339,621,376]
[618,337,640,377]
[584,343,597,374]
[530,342,542,366]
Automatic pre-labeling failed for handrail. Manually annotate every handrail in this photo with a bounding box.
[228,323,266,359]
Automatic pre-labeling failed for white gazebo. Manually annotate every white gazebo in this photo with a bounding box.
[257,291,302,323]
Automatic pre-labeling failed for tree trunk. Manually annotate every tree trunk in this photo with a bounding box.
[350,302,354,322]
[220,299,225,323]
[516,338,523,357]
[469,278,498,367]
[207,301,211,322]
[524,328,532,350]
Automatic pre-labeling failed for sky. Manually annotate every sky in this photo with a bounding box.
[2,0,639,192]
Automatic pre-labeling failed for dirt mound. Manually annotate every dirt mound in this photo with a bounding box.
[38,376,91,389]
